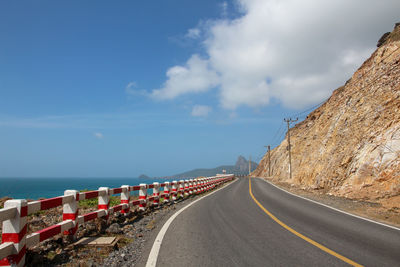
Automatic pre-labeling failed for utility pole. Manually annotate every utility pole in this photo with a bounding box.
[284,118,298,179]
[264,145,271,177]
[249,155,251,176]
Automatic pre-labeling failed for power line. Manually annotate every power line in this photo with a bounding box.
[270,120,284,145]
[287,98,329,118]
[272,127,287,147]
[284,46,400,123]
[260,45,400,178]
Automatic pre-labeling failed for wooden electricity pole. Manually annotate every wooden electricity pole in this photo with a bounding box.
[264,145,271,177]
[284,118,298,179]
[249,155,251,176]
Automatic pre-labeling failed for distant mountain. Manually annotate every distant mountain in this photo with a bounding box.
[138,174,151,179]
[235,155,258,173]
[169,156,258,179]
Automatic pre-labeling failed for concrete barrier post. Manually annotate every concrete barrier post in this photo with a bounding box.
[139,183,147,211]
[189,179,193,195]
[121,185,130,214]
[179,180,185,198]
[184,180,189,197]
[192,179,197,194]
[164,182,170,203]
[171,181,178,201]
[153,182,160,206]
[199,179,203,193]
[98,187,110,223]
[0,199,27,267]
[63,190,79,241]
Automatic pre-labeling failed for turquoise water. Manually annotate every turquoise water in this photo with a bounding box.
[0,177,168,200]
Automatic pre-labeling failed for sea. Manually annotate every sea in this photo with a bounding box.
[0,177,169,200]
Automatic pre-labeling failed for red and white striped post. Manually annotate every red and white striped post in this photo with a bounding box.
[98,187,110,222]
[121,185,130,215]
[153,182,160,206]
[164,182,170,203]
[197,179,201,194]
[62,190,79,241]
[199,178,203,192]
[192,179,197,194]
[139,183,147,211]
[171,181,178,201]
[179,180,185,198]
[184,180,189,197]
[0,199,27,267]
[188,179,193,195]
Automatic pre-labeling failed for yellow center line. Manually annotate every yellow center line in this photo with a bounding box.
[248,178,363,267]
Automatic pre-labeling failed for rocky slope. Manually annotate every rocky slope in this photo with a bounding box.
[253,24,400,211]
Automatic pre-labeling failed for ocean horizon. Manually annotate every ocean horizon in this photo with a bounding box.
[0,177,169,200]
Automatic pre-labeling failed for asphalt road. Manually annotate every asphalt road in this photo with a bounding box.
[150,178,400,266]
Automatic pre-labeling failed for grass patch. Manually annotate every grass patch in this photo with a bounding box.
[28,209,46,218]
[117,237,134,248]
[47,251,56,260]
[78,189,126,208]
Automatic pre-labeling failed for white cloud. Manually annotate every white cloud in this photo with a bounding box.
[191,105,212,117]
[125,81,137,93]
[151,55,219,100]
[186,28,201,39]
[155,0,400,110]
[220,1,228,17]
[94,132,104,139]
[125,81,148,97]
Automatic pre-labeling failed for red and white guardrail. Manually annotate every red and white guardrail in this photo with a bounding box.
[0,174,234,266]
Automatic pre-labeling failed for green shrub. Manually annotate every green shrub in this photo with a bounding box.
[78,189,127,208]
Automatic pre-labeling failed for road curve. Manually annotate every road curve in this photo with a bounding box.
[151,178,400,266]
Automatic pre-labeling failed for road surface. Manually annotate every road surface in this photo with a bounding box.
[148,178,400,266]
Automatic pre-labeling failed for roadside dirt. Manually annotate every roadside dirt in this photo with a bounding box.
[0,182,232,267]
[260,177,400,228]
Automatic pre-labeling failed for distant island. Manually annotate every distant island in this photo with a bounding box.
[138,174,151,179]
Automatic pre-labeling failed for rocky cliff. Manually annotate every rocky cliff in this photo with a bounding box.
[235,155,258,173]
[253,24,400,210]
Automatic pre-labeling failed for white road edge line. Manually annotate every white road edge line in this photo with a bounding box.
[145,179,238,267]
[257,177,400,231]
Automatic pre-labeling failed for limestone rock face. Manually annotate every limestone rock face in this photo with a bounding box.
[235,155,258,173]
[253,25,400,208]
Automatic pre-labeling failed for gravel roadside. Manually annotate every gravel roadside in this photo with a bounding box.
[92,181,233,267]
[259,177,400,228]
[100,196,199,267]
[0,181,233,267]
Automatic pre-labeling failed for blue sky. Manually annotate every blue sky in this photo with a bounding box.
[1,0,399,177]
